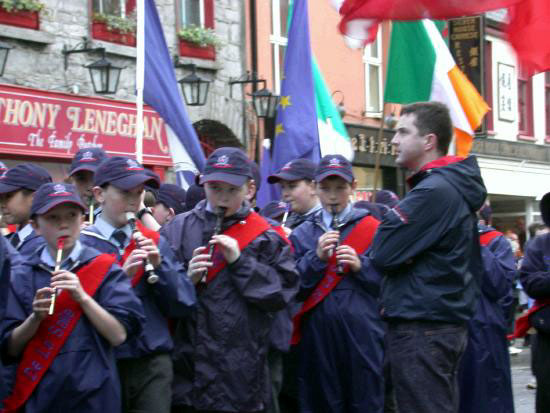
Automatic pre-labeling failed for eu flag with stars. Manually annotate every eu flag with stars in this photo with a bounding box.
[143,0,205,188]
[258,0,320,206]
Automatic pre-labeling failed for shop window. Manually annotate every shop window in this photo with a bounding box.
[363,30,383,117]
[517,65,534,140]
[270,0,289,94]
[177,0,215,60]
[91,0,137,47]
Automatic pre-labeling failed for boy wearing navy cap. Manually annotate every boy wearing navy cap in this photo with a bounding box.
[80,157,196,413]
[0,183,144,412]
[0,164,52,256]
[153,183,187,226]
[289,154,385,413]
[268,159,321,230]
[161,147,298,413]
[69,148,108,224]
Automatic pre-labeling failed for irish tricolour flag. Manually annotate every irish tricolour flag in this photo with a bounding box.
[385,20,489,156]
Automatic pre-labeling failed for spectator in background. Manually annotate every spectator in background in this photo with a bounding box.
[374,189,400,209]
[184,184,205,212]
[153,184,187,226]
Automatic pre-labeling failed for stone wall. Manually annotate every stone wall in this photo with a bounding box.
[0,0,247,142]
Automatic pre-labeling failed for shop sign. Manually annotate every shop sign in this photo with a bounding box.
[0,84,172,166]
[351,133,396,156]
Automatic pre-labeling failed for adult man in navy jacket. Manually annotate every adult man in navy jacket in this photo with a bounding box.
[371,102,486,413]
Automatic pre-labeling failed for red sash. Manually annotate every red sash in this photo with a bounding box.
[479,230,503,247]
[1,254,116,413]
[291,215,380,345]
[508,298,550,339]
[120,221,161,287]
[205,212,271,284]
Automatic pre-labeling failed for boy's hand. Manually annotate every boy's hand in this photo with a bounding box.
[32,287,53,321]
[50,270,89,303]
[210,235,240,264]
[188,246,212,285]
[123,249,148,278]
[134,233,161,267]
[335,245,361,273]
[316,231,340,261]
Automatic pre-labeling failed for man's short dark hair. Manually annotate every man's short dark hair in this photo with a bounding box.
[401,102,453,155]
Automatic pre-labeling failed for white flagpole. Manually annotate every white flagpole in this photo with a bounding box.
[135,0,145,164]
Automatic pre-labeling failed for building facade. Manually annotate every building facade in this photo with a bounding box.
[0,0,248,181]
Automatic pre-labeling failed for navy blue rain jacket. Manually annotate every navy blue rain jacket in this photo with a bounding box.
[290,207,385,413]
[161,200,299,412]
[9,229,45,260]
[458,225,515,413]
[0,236,11,406]
[520,232,550,300]
[0,247,144,413]
[80,225,196,359]
[371,156,487,323]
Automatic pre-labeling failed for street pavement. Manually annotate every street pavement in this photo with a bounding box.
[510,344,536,413]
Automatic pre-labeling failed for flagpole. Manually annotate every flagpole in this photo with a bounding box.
[135,0,145,164]
[372,102,387,194]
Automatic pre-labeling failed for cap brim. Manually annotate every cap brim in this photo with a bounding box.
[267,172,305,184]
[315,171,353,183]
[110,174,160,190]
[33,199,88,216]
[0,182,22,194]
[199,172,248,187]
[69,164,98,176]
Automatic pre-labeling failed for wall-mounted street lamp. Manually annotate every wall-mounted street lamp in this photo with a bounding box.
[0,42,12,77]
[250,87,280,119]
[62,37,123,95]
[177,64,210,106]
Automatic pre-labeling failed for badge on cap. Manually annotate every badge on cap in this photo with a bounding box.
[126,159,144,171]
[281,161,293,171]
[213,155,232,169]
[328,158,343,168]
[80,151,96,162]
[50,184,72,197]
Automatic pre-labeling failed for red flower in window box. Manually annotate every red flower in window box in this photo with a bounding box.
[0,7,39,30]
[92,21,136,47]
[178,39,216,61]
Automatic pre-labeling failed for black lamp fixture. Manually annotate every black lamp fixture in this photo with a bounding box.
[177,64,210,106]
[250,87,280,119]
[331,90,346,117]
[62,37,123,94]
[0,41,12,77]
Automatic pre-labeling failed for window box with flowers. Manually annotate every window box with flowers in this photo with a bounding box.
[92,12,136,47]
[0,0,44,30]
[178,25,220,61]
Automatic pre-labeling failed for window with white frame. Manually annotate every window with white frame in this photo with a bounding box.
[92,0,134,17]
[363,30,383,116]
[270,0,289,94]
[180,0,204,28]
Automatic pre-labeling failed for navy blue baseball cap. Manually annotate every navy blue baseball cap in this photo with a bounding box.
[198,147,253,187]
[94,157,160,190]
[0,162,7,173]
[185,184,206,211]
[157,183,187,215]
[315,155,354,183]
[0,164,52,194]
[31,183,87,216]
[374,190,399,208]
[69,148,108,176]
[260,200,288,220]
[268,159,317,184]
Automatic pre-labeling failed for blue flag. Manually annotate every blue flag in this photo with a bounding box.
[142,0,205,187]
[257,0,320,206]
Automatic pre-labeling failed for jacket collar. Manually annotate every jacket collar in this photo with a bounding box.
[407,155,465,187]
